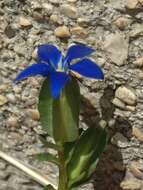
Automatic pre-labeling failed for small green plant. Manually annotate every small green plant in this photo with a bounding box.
[15,43,107,190]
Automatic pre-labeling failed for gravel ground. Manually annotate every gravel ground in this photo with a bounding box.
[0,0,143,189]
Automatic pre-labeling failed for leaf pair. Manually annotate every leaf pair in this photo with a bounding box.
[66,124,107,189]
[38,78,80,143]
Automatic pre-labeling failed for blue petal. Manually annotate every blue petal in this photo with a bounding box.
[69,58,104,79]
[15,63,50,82]
[50,72,70,98]
[38,44,62,69]
[65,43,95,63]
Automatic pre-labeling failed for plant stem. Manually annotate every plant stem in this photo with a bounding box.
[58,147,68,190]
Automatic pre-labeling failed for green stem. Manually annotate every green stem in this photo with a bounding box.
[58,147,68,190]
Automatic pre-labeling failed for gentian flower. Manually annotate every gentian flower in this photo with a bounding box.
[15,43,104,98]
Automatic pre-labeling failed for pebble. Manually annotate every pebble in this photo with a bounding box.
[77,18,89,27]
[115,86,137,105]
[4,25,16,38]
[139,0,143,5]
[132,127,143,142]
[6,93,16,104]
[104,33,128,66]
[114,17,129,30]
[70,26,87,37]
[6,116,19,128]
[129,161,143,180]
[49,0,59,4]
[14,44,27,56]
[120,178,142,190]
[60,4,78,19]
[130,24,143,38]
[26,109,40,121]
[111,132,129,148]
[126,105,136,112]
[0,172,9,180]
[0,84,8,92]
[32,48,37,59]
[133,57,143,67]
[19,17,32,27]
[42,3,53,15]
[112,98,126,109]
[54,26,70,38]
[50,14,59,23]
[67,0,77,2]
[125,0,138,9]
[0,95,8,106]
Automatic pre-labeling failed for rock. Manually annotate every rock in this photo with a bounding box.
[0,84,8,92]
[0,95,8,106]
[104,33,129,66]
[26,109,40,121]
[67,0,77,2]
[129,162,143,179]
[139,0,143,5]
[6,93,16,104]
[4,25,16,38]
[60,4,78,19]
[125,0,138,9]
[32,48,37,59]
[120,178,142,190]
[31,1,42,9]
[77,18,90,27]
[50,14,59,23]
[114,17,129,30]
[0,172,9,180]
[132,127,143,142]
[130,24,143,38]
[115,86,137,105]
[49,0,59,4]
[54,26,70,38]
[133,57,143,67]
[126,105,136,112]
[112,98,126,109]
[70,26,87,37]
[42,3,53,15]
[19,17,32,27]
[14,44,27,56]
[6,116,19,128]
[111,132,129,148]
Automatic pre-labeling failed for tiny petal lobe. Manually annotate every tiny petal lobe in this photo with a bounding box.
[69,58,104,79]
[15,63,50,82]
[50,72,70,98]
[38,44,62,68]
[65,43,95,63]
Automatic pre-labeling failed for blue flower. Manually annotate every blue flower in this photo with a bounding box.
[15,43,104,98]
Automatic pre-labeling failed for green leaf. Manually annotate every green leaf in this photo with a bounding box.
[38,78,80,143]
[67,124,107,188]
[64,141,76,165]
[38,78,54,137]
[44,185,56,190]
[36,153,59,166]
[39,136,60,151]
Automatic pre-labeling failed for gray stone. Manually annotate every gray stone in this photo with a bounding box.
[111,132,129,148]
[115,86,137,105]
[104,33,129,66]
[60,4,78,19]
[112,98,126,109]
[121,178,142,190]
[0,95,8,106]
[54,26,70,38]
